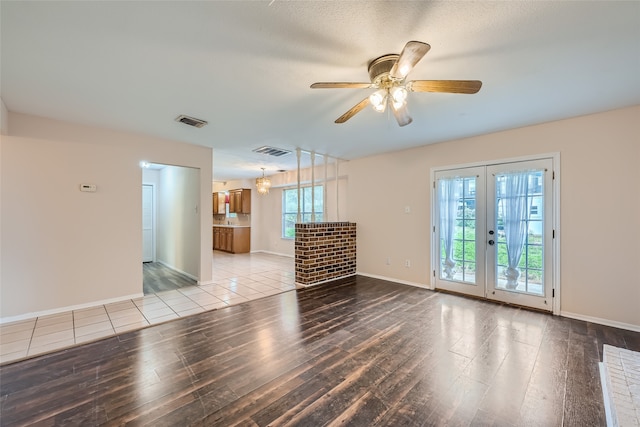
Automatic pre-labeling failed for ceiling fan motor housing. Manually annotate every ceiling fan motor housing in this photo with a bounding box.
[368,54,400,87]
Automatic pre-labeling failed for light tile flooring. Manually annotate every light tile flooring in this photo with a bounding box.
[0,252,296,365]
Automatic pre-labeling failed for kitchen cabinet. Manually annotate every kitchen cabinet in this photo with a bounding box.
[213,226,250,254]
[213,192,226,215]
[229,189,251,214]
[213,226,221,249]
[222,228,233,252]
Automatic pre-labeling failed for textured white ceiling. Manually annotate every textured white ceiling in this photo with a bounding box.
[2,1,639,180]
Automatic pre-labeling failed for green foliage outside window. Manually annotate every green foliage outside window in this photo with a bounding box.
[447,226,544,282]
[282,186,323,238]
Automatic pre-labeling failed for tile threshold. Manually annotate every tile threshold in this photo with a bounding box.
[0,252,297,366]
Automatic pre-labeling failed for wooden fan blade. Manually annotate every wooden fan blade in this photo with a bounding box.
[391,102,412,127]
[311,82,373,89]
[408,80,482,94]
[335,97,370,123]
[389,41,431,80]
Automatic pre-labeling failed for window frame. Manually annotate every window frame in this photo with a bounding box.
[282,185,324,239]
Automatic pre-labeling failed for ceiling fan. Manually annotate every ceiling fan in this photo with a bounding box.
[310,41,482,127]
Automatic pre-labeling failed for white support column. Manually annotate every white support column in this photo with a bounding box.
[311,151,316,222]
[296,148,301,223]
[335,159,339,221]
[323,154,328,222]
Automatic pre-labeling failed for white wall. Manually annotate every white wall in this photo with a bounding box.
[348,106,640,329]
[0,99,5,292]
[157,165,200,278]
[142,168,160,187]
[1,113,213,320]
[4,106,637,330]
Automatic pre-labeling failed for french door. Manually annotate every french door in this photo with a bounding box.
[434,166,486,298]
[434,158,554,311]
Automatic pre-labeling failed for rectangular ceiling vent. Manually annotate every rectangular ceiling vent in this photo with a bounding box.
[175,114,208,128]
[252,146,292,157]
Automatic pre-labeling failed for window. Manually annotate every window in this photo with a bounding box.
[224,192,237,218]
[282,185,323,238]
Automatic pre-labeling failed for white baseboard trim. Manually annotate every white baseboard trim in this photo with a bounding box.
[0,293,144,325]
[355,277,639,332]
[156,260,198,281]
[295,273,357,289]
[250,250,294,258]
[561,311,640,333]
[356,271,430,290]
[197,279,216,286]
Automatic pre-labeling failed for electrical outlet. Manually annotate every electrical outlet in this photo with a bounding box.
[404,206,411,214]
[405,259,411,267]
[386,257,391,265]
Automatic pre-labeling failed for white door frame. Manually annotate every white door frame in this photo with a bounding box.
[430,152,561,315]
[142,183,156,263]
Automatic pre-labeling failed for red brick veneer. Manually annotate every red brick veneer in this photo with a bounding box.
[295,222,356,286]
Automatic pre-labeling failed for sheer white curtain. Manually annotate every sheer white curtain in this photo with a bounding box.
[500,172,532,289]
[440,179,461,279]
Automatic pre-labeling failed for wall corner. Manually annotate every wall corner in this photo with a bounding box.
[0,98,9,136]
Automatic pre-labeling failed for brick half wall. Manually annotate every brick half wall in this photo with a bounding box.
[295,222,356,286]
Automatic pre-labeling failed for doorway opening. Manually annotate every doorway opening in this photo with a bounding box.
[142,163,201,295]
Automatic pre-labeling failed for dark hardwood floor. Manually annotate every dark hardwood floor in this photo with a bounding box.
[1,276,638,426]
[143,262,197,294]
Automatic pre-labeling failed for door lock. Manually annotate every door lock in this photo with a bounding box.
[488,230,494,235]
[488,240,495,246]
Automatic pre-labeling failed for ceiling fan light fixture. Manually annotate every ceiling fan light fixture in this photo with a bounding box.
[256,168,271,195]
[390,86,408,106]
[369,89,388,113]
[373,101,387,113]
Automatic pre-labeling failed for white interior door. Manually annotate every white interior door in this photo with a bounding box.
[142,184,154,262]
[434,158,554,312]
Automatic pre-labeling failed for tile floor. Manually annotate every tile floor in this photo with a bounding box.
[0,252,296,365]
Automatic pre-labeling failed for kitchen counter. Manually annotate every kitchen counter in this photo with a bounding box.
[213,224,251,228]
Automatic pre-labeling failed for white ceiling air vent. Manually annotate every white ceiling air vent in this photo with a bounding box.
[175,115,208,128]
[252,146,292,157]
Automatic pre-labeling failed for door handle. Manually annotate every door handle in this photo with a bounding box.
[488,240,495,246]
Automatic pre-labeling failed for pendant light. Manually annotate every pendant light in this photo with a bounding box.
[256,168,271,195]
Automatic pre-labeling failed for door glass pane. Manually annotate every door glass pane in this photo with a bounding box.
[494,169,545,295]
[439,176,477,284]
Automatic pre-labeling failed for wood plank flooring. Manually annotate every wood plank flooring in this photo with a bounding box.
[143,262,197,294]
[1,275,639,426]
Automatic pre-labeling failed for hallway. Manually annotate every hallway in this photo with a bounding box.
[143,262,197,294]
